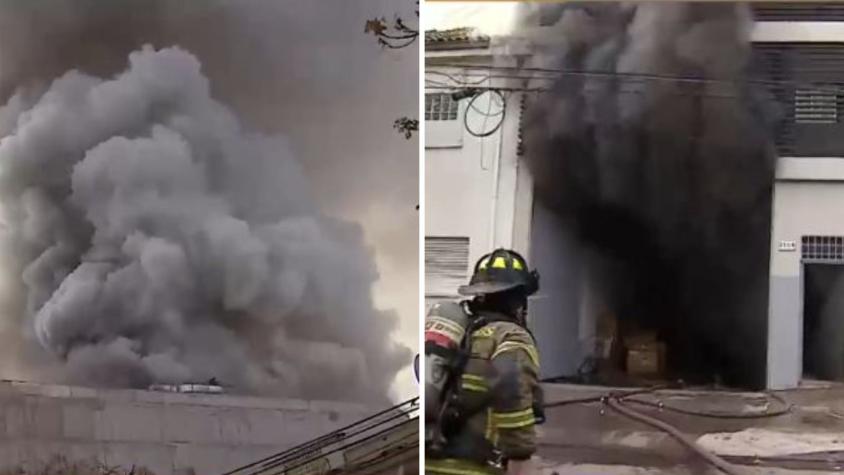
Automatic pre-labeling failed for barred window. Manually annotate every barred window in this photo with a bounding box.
[425,93,459,121]
[802,235,844,262]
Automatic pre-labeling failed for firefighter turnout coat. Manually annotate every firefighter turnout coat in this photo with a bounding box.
[427,312,541,475]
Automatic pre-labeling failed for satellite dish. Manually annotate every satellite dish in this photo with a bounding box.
[413,353,419,384]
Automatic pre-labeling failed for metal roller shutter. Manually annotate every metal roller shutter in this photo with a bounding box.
[752,3,844,21]
[425,236,470,298]
[752,43,844,157]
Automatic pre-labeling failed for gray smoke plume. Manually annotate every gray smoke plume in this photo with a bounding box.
[517,3,776,387]
[0,1,414,402]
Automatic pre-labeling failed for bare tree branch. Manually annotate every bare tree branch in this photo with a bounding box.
[365,1,419,139]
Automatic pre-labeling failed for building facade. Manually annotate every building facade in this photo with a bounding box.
[425,4,844,389]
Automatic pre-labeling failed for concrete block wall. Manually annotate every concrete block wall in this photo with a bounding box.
[0,381,377,475]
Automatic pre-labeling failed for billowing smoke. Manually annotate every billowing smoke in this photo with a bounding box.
[517,3,776,387]
[0,1,414,403]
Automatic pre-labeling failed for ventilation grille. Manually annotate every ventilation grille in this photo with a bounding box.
[795,89,839,124]
[751,43,844,157]
[753,3,844,21]
[425,237,470,297]
[802,235,844,262]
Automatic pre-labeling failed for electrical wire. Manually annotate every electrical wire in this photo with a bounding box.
[266,416,419,475]
[426,83,801,102]
[464,89,507,138]
[427,69,492,86]
[430,63,844,95]
[222,397,418,475]
[341,431,419,474]
[260,410,417,474]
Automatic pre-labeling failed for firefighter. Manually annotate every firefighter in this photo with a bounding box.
[426,248,542,475]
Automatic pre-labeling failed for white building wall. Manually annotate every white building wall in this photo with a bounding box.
[768,159,844,388]
[753,20,844,389]
[425,51,528,303]
[426,19,844,387]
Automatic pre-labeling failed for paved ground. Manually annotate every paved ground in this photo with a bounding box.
[534,462,835,475]
[535,382,844,474]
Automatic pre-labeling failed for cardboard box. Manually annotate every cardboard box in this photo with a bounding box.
[626,342,666,376]
[626,331,658,347]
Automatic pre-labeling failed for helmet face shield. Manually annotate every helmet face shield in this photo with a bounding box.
[458,249,539,296]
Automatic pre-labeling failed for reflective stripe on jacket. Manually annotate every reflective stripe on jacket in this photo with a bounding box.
[428,313,540,473]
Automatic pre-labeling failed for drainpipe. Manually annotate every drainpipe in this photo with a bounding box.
[488,104,504,250]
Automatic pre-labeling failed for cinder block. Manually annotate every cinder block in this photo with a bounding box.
[0,382,376,474]
[68,386,100,400]
[163,406,221,444]
[34,400,63,438]
[100,442,176,475]
[95,403,164,442]
[63,404,96,439]
[172,444,231,475]
[4,400,25,438]
[216,445,282,473]
[238,409,300,446]
[309,400,371,415]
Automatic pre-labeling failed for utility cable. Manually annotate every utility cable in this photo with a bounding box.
[430,63,844,95]
[266,416,418,475]
[221,397,418,475]
[464,89,507,138]
[259,410,417,475]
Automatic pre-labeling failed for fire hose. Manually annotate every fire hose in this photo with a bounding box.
[542,387,793,475]
[605,396,745,475]
[623,392,791,419]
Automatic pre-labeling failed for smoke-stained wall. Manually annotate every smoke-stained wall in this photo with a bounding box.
[517,3,777,387]
[0,0,416,402]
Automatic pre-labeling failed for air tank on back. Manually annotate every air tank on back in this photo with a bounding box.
[424,301,470,444]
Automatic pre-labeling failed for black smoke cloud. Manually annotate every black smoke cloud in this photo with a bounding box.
[517,3,776,387]
[0,0,415,402]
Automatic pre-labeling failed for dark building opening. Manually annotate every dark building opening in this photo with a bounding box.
[803,263,844,381]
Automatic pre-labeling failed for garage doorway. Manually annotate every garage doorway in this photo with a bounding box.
[803,258,844,381]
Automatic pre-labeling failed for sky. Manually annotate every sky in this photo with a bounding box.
[0,0,419,401]
[426,2,519,34]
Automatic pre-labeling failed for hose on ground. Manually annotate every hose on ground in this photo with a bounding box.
[623,392,792,419]
[606,396,745,475]
[543,385,668,409]
[545,388,791,420]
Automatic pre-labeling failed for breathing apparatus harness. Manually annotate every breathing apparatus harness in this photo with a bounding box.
[426,249,544,469]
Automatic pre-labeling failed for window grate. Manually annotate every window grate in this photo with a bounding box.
[795,89,838,124]
[425,93,459,121]
[425,236,470,297]
[802,235,844,262]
